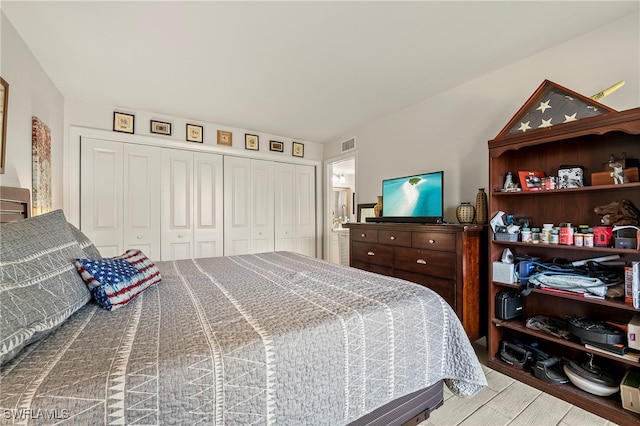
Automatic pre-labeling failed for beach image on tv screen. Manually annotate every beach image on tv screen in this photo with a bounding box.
[383,173,442,217]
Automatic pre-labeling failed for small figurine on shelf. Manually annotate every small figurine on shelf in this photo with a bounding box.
[503,171,521,192]
[503,172,513,191]
[609,161,629,185]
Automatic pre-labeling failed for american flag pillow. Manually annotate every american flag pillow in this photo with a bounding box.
[74,249,162,310]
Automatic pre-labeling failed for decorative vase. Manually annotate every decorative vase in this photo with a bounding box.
[374,195,383,217]
[475,188,488,224]
[456,202,475,224]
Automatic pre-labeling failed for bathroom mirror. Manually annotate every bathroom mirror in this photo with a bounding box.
[332,187,351,224]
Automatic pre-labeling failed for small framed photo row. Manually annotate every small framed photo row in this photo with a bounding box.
[113,111,135,134]
[217,130,232,146]
[186,124,204,143]
[150,120,172,136]
[269,140,284,152]
[245,134,259,151]
[292,141,304,158]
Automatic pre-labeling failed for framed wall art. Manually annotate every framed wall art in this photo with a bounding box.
[186,124,204,143]
[217,130,232,146]
[0,77,8,174]
[113,111,135,134]
[269,140,284,152]
[32,117,52,215]
[292,141,304,158]
[245,134,259,150]
[150,120,172,136]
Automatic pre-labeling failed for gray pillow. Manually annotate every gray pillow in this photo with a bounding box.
[0,209,91,365]
[68,222,102,259]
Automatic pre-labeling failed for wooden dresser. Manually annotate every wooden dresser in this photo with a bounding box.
[345,222,486,340]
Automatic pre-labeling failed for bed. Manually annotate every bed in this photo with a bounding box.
[0,187,486,425]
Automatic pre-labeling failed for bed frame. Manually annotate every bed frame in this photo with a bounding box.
[0,186,31,223]
[0,185,445,424]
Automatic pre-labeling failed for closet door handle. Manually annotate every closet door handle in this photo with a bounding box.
[416,259,427,265]
[367,251,375,256]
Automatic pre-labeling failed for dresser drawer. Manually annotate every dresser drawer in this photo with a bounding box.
[395,270,456,308]
[394,247,456,280]
[378,230,411,246]
[351,241,394,267]
[351,260,393,277]
[412,232,456,252]
[350,229,378,243]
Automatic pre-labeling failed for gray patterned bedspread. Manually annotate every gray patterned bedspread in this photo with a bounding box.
[1,252,485,425]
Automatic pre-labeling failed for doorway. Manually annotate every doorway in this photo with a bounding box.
[326,156,355,264]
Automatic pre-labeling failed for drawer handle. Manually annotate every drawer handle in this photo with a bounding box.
[390,236,396,240]
[416,259,427,265]
[367,251,375,256]
[361,233,366,237]
[428,239,436,244]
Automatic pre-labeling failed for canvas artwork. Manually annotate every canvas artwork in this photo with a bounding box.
[32,117,52,216]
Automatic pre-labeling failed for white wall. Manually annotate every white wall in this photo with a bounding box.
[325,13,640,224]
[0,13,64,207]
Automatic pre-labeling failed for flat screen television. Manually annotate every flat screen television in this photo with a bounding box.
[379,170,444,223]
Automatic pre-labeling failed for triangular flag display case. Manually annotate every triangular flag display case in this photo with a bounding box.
[487,81,640,424]
[495,79,617,139]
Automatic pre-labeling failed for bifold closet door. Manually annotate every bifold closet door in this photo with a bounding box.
[123,144,161,260]
[80,137,123,258]
[294,164,316,257]
[224,157,274,255]
[161,149,194,261]
[274,162,296,251]
[193,152,224,258]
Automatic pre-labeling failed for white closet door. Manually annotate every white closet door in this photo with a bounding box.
[80,137,123,258]
[295,164,316,257]
[123,144,161,260]
[194,152,224,258]
[224,156,251,255]
[274,162,296,252]
[250,159,274,253]
[161,149,194,260]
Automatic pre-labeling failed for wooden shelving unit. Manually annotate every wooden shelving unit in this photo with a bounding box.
[487,107,640,425]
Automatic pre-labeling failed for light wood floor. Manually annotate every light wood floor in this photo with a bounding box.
[423,339,618,426]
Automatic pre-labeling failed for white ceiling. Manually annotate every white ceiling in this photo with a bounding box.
[2,1,638,143]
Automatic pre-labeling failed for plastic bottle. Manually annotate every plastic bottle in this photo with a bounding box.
[531,227,540,244]
[541,224,554,244]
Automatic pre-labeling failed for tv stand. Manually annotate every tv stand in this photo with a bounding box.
[365,216,443,224]
[344,222,487,340]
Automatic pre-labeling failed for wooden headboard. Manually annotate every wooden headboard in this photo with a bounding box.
[0,186,31,223]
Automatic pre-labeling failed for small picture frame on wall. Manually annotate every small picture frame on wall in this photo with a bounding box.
[269,140,284,152]
[150,120,172,136]
[217,130,232,146]
[186,124,204,143]
[245,134,259,150]
[113,111,135,134]
[292,141,304,157]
